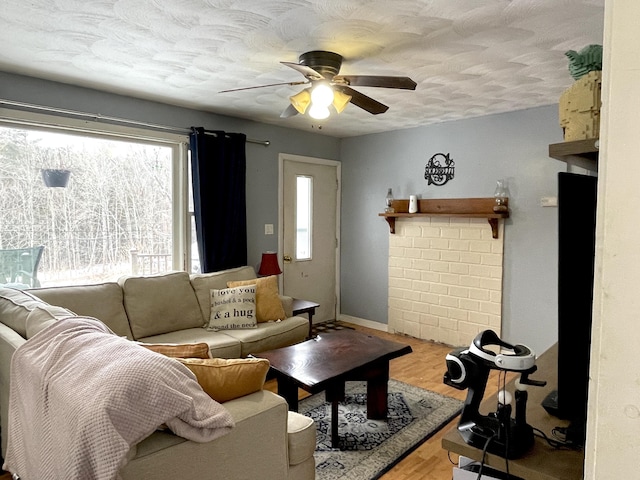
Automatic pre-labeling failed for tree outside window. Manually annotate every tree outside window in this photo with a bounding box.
[0,126,174,286]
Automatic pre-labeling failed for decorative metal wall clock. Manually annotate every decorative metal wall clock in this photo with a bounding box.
[425,153,455,186]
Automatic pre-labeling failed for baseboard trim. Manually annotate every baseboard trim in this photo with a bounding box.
[337,314,388,332]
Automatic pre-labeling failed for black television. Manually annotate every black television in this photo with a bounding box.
[542,172,597,446]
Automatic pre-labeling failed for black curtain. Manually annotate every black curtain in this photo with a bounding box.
[189,127,247,273]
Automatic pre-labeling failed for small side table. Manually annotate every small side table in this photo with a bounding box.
[291,298,320,339]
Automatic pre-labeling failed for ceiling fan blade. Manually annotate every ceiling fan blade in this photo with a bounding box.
[219,80,307,93]
[333,75,417,90]
[336,86,389,115]
[280,104,299,118]
[281,62,325,81]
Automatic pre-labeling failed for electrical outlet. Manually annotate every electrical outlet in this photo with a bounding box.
[265,224,274,235]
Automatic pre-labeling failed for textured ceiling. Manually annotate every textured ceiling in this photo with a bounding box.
[0,0,604,137]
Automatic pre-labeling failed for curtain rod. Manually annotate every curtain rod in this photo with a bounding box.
[0,98,270,146]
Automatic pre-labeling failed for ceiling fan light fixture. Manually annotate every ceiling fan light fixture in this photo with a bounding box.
[332,90,352,114]
[309,104,330,120]
[222,50,416,119]
[310,82,334,107]
[289,89,311,114]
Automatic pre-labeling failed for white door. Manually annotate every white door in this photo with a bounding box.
[280,154,340,323]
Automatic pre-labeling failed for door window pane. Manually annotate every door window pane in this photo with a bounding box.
[296,176,312,260]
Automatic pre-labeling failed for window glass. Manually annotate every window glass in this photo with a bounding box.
[190,214,200,273]
[0,125,174,286]
[187,150,200,273]
[296,175,312,260]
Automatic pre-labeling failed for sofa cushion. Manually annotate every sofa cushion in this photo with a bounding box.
[222,317,309,356]
[30,283,134,339]
[287,412,316,466]
[280,295,293,318]
[25,305,75,339]
[119,272,203,339]
[227,276,286,323]
[208,285,257,331]
[176,357,270,403]
[190,266,257,323]
[0,288,73,339]
[137,328,242,359]
[140,342,210,359]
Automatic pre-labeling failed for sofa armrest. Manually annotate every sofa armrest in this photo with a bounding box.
[0,323,27,457]
[280,295,293,318]
[222,389,287,422]
[122,390,292,480]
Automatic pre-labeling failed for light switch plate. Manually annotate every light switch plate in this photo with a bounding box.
[265,224,274,235]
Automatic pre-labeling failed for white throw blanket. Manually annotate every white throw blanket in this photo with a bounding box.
[3,317,234,480]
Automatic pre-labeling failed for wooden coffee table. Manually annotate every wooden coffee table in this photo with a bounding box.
[254,329,412,448]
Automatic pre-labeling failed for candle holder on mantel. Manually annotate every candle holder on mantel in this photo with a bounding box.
[385,188,395,213]
[493,180,510,213]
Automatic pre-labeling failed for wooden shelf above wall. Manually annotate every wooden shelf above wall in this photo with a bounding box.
[379,197,509,239]
[548,138,599,171]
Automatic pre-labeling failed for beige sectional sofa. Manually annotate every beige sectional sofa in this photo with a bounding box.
[0,266,315,479]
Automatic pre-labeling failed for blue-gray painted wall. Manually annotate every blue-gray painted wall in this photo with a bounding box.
[2,72,564,352]
[340,106,565,353]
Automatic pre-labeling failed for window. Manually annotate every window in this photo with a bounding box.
[296,175,312,260]
[187,154,201,273]
[0,118,189,286]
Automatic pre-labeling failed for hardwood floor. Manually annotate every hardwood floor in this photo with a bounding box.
[265,322,507,480]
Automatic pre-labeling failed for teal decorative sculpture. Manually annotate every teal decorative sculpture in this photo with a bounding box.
[565,44,603,80]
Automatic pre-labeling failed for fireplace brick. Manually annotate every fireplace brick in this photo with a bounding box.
[388,217,504,346]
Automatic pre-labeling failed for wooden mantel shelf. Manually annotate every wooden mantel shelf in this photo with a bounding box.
[379,197,509,239]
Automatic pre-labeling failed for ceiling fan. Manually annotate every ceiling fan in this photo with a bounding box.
[220,50,417,119]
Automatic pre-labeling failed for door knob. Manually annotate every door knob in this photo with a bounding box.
[283,255,292,263]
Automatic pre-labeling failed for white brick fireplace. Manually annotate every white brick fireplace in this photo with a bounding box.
[387,216,504,347]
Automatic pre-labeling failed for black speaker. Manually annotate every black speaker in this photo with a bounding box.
[545,172,597,446]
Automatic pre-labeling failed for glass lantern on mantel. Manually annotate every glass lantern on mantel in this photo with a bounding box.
[493,180,509,213]
[385,188,395,213]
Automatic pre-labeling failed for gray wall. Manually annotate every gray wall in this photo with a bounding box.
[340,105,565,353]
[0,72,340,268]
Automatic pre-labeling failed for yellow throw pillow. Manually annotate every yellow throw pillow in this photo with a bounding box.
[227,275,286,323]
[141,342,210,359]
[177,357,270,403]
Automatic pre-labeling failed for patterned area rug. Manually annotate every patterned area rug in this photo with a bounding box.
[298,379,463,480]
